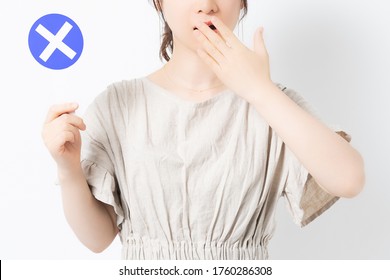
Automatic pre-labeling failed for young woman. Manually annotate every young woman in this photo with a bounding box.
[42,0,365,259]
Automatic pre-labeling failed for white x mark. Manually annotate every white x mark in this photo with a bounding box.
[35,21,77,62]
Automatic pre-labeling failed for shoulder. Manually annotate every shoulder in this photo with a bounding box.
[93,78,143,106]
[83,78,145,125]
[86,78,146,115]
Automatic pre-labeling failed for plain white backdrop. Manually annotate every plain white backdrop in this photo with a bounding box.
[0,0,389,259]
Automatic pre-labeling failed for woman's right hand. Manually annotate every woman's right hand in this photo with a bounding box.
[42,103,86,171]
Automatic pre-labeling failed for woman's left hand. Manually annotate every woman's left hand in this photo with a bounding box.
[194,16,275,102]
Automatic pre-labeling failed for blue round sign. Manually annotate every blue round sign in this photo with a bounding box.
[28,13,84,70]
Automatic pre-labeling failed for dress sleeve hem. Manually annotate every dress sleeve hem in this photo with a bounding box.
[300,195,340,227]
[292,130,351,227]
[81,159,125,229]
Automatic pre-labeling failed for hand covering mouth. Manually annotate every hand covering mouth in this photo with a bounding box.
[193,22,217,31]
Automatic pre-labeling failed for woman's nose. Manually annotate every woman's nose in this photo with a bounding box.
[196,0,218,14]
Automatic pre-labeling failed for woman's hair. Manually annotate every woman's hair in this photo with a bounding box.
[151,0,248,62]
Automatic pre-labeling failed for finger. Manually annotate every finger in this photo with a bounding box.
[58,113,86,131]
[58,130,76,145]
[254,27,268,56]
[49,131,76,153]
[46,127,76,150]
[194,29,225,64]
[210,16,241,49]
[56,123,80,145]
[45,103,79,123]
[195,21,231,55]
[196,48,221,75]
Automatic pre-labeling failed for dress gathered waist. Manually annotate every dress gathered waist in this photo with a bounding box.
[121,234,269,260]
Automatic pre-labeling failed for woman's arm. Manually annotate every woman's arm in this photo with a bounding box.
[248,84,365,198]
[193,18,365,198]
[58,166,119,253]
[42,103,118,253]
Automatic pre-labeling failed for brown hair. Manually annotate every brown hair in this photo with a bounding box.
[151,0,248,62]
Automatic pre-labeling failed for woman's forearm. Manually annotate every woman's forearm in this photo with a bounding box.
[58,165,118,253]
[249,84,365,198]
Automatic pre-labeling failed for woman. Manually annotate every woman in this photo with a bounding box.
[42,0,364,259]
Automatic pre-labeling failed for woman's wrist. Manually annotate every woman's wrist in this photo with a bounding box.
[57,163,84,185]
[244,80,279,106]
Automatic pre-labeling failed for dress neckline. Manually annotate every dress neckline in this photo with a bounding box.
[141,76,232,108]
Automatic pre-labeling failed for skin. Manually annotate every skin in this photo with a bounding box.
[148,0,243,101]
[42,0,365,253]
[42,104,118,253]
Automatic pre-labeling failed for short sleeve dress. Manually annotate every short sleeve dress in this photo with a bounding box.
[80,77,351,260]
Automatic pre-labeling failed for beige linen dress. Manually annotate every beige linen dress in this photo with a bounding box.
[80,77,350,260]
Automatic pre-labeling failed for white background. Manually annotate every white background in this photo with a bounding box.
[0,0,389,259]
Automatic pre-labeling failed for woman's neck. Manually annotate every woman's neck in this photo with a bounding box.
[165,46,224,92]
